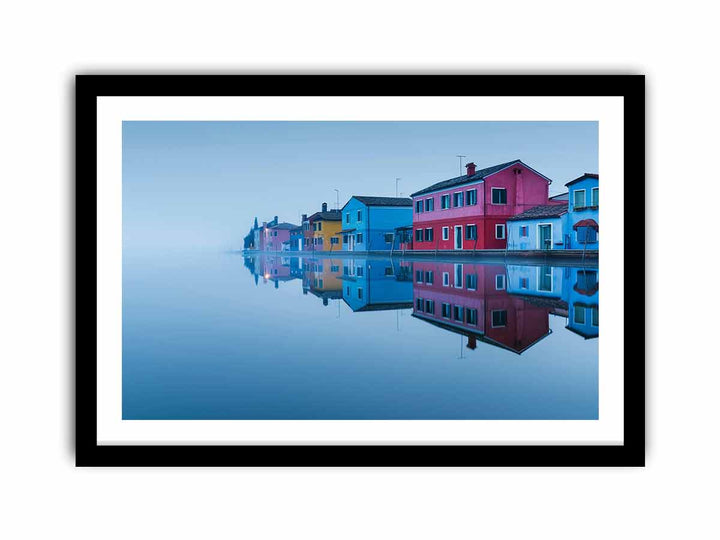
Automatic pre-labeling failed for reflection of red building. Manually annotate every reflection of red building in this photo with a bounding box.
[411,261,552,354]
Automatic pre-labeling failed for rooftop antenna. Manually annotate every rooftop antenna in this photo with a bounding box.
[456,155,467,176]
[334,189,340,210]
[395,178,401,197]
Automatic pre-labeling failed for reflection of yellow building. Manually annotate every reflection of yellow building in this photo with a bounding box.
[307,259,343,305]
[308,204,343,252]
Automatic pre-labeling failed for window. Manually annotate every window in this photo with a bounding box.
[358,288,363,300]
[416,298,424,311]
[467,308,478,325]
[441,303,451,318]
[491,310,507,327]
[454,264,463,288]
[573,189,586,209]
[495,274,506,290]
[343,266,349,275]
[425,270,434,284]
[520,226,528,237]
[491,188,507,205]
[466,189,477,206]
[317,237,323,245]
[415,270,423,283]
[384,233,394,243]
[591,307,599,327]
[591,187,599,207]
[331,237,339,244]
[317,222,322,231]
[577,227,598,244]
[466,225,477,240]
[346,286,350,295]
[442,272,449,286]
[318,279,323,288]
[453,305,464,322]
[453,192,464,207]
[356,233,363,243]
[384,266,394,276]
[331,265,339,272]
[415,200,424,213]
[425,300,435,314]
[273,231,278,236]
[442,227,449,240]
[574,305,586,324]
[520,277,529,289]
[495,224,506,239]
[356,266,364,277]
[357,210,363,222]
[425,228,433,242]
[441,194,450,209]
[345,213,350,224]
[415,229,423,242]
[466,273,477,290]
[425,198,434,212]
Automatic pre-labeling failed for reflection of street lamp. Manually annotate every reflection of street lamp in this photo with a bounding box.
[334,189,340,210]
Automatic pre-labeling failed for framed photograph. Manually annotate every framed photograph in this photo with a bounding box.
[77,75,644,466]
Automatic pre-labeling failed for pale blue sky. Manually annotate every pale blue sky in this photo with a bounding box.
[123,121,597,251]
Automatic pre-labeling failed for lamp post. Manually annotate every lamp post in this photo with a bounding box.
[334,189,340,210]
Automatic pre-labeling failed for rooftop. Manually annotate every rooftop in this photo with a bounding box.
[268,222,299,230]
[507,204,568,221]
[411,159,551,197]
[308,210,342,221]
[349,196,413,208]
[565,173,599,187]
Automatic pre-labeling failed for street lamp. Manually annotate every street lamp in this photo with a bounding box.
[333,189,340,210]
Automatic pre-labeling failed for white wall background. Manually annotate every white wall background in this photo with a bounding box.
[1,1,717,538]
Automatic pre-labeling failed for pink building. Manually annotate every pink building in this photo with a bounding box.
[264,221,299,252]
[410,159,553,251]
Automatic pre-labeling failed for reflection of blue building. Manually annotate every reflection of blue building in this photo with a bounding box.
[507,205,570,250]
[566,173,599,250]
[341,258,413,311]
[340,196,413,253]
[506,264,565,298]
[562,266,599,339]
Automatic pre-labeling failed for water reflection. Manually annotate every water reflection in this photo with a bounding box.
[244,254,598,355]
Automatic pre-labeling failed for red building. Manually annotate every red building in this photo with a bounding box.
[410,159,553,251]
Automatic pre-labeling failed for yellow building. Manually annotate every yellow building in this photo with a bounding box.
[308,203,343,252]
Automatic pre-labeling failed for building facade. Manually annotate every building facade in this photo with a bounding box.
[289,226,304,251]
[506,204,570,250]
[340,196,413,252]
[565,173,599,250]
[264,222,298,252]
[410,160,552,251]
[306,203,342,252]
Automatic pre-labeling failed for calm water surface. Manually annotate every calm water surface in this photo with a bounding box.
[123,251,599,420]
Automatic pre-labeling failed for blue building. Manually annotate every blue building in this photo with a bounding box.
[289,225,304,251]
[340,196,413,252]
[340,257,413,312]
[506,205,570,250]
[565,173,599,250]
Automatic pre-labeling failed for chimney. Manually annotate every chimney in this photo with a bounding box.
[465,162,476,176]
[302,214,307,222]
[322,202,328,212]
[274,215,278,224]
[262,221,267,228]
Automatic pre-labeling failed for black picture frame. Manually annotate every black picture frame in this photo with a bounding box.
[76,74,645,467]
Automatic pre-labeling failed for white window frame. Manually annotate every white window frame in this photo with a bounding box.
[442,226,449,240]
[454,263,463,288]
[495,223,506,240]
[466,273,477,291]
[466,223,477,241]
[536,222,553,250]
[537,266,554,292]
[454,225,463,249]
[425,227,433,242]
[441,302,451,319]
[453,191,464,208]
[491,187,507,205]
[573,189,586,210]
[440,194,450,210]
[591,187,599,207]
[425,197,434,212]
[442,272,450,287]
[495,274,506,290]
[466,188,477,206]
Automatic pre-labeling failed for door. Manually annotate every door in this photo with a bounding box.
[348,234,355,252]
[538,224,552,250]
[454,225,463,249]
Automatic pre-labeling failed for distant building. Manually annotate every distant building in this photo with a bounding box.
[565,173,599,250]
[506,204,570,250]
[340,196,413,252]
[307,203,342,252]
[289,225,304,252]
[410,159,553,251]
[265,221,299,252]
